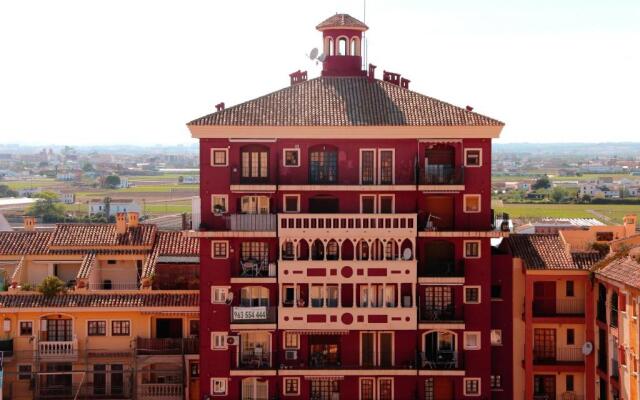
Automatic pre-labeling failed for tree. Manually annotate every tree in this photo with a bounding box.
[37,276,67,297]
[550,187,567,203]
[103,175,121,188]
[26,191,66,222]
[0,184,18,198]
[82,162,95,172]
[532,176,551,191]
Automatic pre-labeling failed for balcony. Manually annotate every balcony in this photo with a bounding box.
[236,349,273,369]
[235,259,277,278]
[418,351,463,370]
[419,260,464,278]
[597,302,607,323]
[225,213,277,231]
[532,298,585,317]
[611,359,620,380]
[135,337,199,355]
[139,383,183,399]
[533,347,584,364]
[277,351,417,370]
[419,305,463,323]
[38,339,78,359]
[597,350,608,373]
[418,165,464,187]
[87,281,140,290]
[0,338,13,358]
[231,306,277,325]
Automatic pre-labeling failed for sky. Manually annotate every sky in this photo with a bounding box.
[0,0,639,146]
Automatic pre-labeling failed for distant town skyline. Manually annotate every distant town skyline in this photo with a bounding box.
[1,0,639,145]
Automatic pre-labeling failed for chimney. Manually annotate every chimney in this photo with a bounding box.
[466,105,474,112]
[215,102,225,112]
[382,71,401,86]
[23,216,36,231]
[289,70,308,85]
[127,212,139,228]
[624,214,637,238]
[400,77,410,89]
[116,212,127,235]
[368,63,377,81]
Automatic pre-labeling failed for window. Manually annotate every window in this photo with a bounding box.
[463,194,481,213]
[378,149,394,184]
[566,281,574,297]
[211,332,227,350]
[425,378,434,400]
[338,37,347,55]
[241,196,270,214]
[490,375,502,389]
[379,195,394,214]
[283,377,300,396]
[361,195,376,213]
[240,286,269,307]
[111,320,130,336]
[241,146,269,181]
[596,231,614,241]
[190,320,199,336]
[211,287,229,304]
[284,195,300,213]
[18,365,32,380]
[566,375,574,392]
[491,284,502,300]
[241,242,269,263]
[211,148,228,166]
[283,149,300,167]
[107,260,117,265]
[360,378,375,400]
[491,330,502,346]
[311,285,324,308]
[378,378,393,400]
[284,332,299,349]
[88,321,107,336]
[360,149,376,184]
[464,332,481,350]
[464,240,481,258]
[212,195,227,215]
[464,378,481,396]
[212,241,228,259]
[309,146,338,184]
[19,321,33,336]
[211,378,228,395]
[464,286,481,304]
[465,149,482,167]
[326,285,339,307]
[567,328,575,345]
[311,380,340,399]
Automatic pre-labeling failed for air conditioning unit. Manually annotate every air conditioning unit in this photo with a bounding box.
[285,350,298,360]
[226,335,239,346]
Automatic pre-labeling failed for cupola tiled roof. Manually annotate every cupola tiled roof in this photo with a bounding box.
[0,231,52,255]
[506,234,577,270]
[188,77,504,127]
[316,14,368,30]
[596,256,640,288]
[0,292,199,309]
[49,224,157,248]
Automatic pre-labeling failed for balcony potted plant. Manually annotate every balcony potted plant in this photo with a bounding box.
[213,204,226,216]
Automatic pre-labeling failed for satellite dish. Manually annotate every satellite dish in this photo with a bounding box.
[317,53,326,62]
[403,248,412,260]
[309,48,319,60]
[582,342,593,356]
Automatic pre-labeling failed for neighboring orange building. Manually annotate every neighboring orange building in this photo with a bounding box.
[0,214,200,400]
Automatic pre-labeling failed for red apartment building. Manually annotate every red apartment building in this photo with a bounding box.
[187,14,508,400]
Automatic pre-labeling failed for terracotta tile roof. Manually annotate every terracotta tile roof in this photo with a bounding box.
[49,224,157,248]
[597,257,640,288]
[572,251,606,269]
[154,232,199,256]
[188,77,504,127]
[316,14,368,30]
[0,231,52,255]
[0,292,199,309]
[77,252,96,279]
[506,234,578,270]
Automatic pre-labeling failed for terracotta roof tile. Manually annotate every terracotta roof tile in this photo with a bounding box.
[0,292,198,309]
[154,231,199,256]
[506,234,578,270]
[0,231,52,255]
[572,251,605,269]
[50,224,157,248]
[316,14,368,30]
[188,77,503,127]
[77,252,96,279]
[597,257,640,288]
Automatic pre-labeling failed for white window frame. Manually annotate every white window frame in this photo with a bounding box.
[464,148,483,167]
[283,377,301,396]
[463,240,481,259]
[211,332,228,350]
[463,194,482,213]
[464,331,481,350]
[377,377,394,400]
[18,320,34,336]
[211,378,228,396]
[360,194,377,213]
[377,148,396,185]
[282,148,300,167]
[283,332,300,350]
[463,378,481,397]
[241,195,270,214]
[211,240,229,259]
[464,286,481,304]
[211,287,229,304]
[210,148,229,167]
[359,377,376,400]
[211,194,228,215]
[491,329,503,346]
[283,194,301,213]
[378,194,395,214]
[359,148,377,184]
[110,319,132,337]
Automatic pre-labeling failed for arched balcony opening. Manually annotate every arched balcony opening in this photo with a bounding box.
[326,240,340,261]
[341,239,354,261]
[350,37,360,56]
[337,37,348,55]
[311,239,325,261]
[400,239,414,260]
[297,240,310,261]
[281,240,295,261]
[328,38,334,56]
[384,240,399,261]
[421,331,458,369]
[356,240,369,261]
[371,239,384,261]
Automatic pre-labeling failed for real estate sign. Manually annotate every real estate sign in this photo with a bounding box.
[232,306,267,320]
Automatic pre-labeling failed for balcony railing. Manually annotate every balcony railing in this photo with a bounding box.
[237,349,273,369]
[279,213,416,232]
[532,298,585,317]
[533,347,584,364]
[231,306,277,324]
[135,337,199,355]
[419,260,464,278]
[139,383,183,398]
[237,259,277,278]
[418,165,464,185]
[419,305,463,322]
[38,340,77,358]
[223,213,277,231]
[418,351,463,370]
[87,281,140,290]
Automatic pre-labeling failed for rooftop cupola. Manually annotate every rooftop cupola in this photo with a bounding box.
[316,13,368,77]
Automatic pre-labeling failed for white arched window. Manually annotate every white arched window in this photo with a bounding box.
[328,38,334,56]
[338,38,347,55]
[351,37,359,56]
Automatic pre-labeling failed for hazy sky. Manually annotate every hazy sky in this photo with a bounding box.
[1,0,639,145]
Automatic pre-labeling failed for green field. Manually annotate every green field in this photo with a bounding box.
[494,203,640,224]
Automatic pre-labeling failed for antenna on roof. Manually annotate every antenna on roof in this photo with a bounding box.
[306,47,325,66]
[363,0,368,68]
